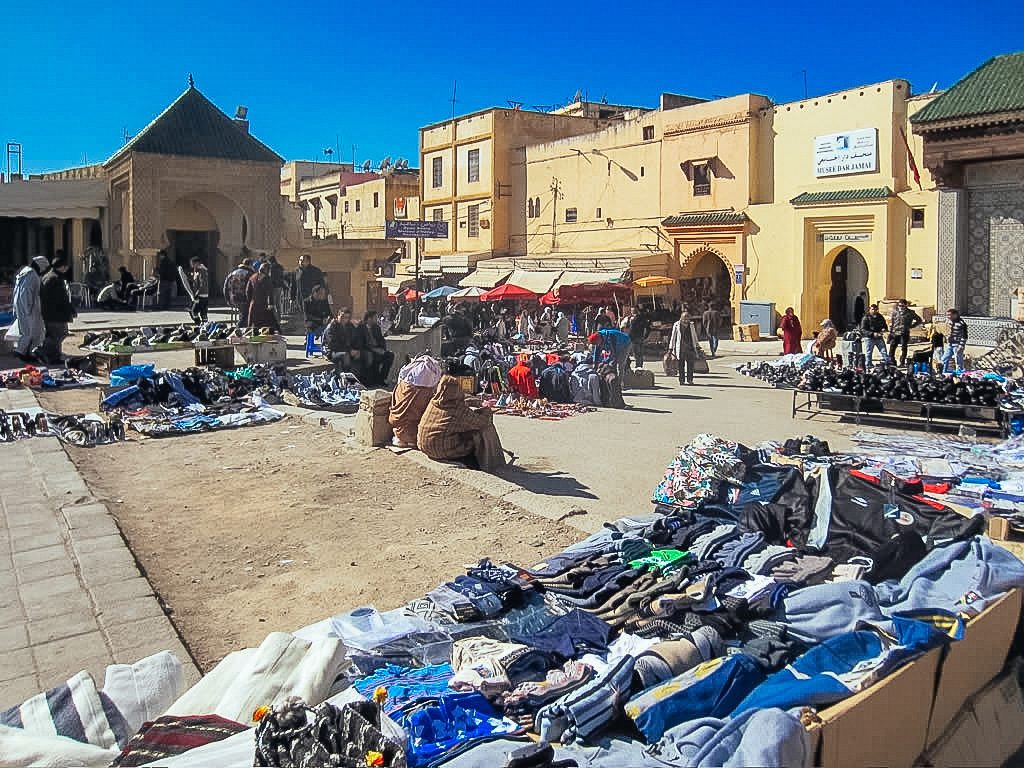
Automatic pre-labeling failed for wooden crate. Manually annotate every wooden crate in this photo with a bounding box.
[91,351,133,378]
[737,323,761,342]
[194,345,235,368]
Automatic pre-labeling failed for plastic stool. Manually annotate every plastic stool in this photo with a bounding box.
[305,333,323,358]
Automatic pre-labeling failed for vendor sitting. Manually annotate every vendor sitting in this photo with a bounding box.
[417,375,509,472]
[303,284,333,335]
[812,319,837,359]
[507,353,539,399]
[321,307,362,373]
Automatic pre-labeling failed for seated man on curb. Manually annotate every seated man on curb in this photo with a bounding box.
[417,374,510,472]
[355,309,394,387]
[321,307,362,375]
[303,284,333,337]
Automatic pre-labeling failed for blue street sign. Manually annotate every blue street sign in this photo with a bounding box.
[386,220,449,238]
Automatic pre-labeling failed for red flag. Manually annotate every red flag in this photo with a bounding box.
[900,127,922,190]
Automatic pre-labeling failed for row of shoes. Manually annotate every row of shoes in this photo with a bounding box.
[82,324,279,349]
[798,366,1007,406]
[0,411,125,445]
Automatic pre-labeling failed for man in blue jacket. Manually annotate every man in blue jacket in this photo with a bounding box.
[589,315,632,391]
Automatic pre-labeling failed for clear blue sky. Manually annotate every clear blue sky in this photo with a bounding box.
[3,0,1020,174]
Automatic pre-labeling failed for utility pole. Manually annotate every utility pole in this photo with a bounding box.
[550,177,562,249]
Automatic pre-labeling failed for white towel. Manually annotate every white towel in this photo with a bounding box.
[0,723,118,767]
[102,651,186,741]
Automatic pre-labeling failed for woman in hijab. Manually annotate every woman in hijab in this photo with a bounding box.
[417,375,508,472]
[812,319,838,359]
[780,307,803,355]
[246,263,279,331]
[389,355,443,447]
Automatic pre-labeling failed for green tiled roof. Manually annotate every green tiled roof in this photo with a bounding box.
[661,212,748,227]
[911,52,1024,125]
[790,187,892,205]
[107,86,283,165]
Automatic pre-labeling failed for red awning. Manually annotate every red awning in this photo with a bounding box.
[480,284,539,302]
[553,282,633,303]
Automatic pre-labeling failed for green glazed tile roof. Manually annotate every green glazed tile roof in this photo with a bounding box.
[790,187,892,205]
[661,211,748,227]
[107,86,283,165]
[912,52,1024,125]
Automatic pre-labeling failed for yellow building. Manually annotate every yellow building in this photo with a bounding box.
[503,82,938,333]
[418,107,629,286]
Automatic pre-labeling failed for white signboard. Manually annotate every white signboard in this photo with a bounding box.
[817,233,871,242]
[814,128,878,178]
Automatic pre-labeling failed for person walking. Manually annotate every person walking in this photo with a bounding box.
[859,303,890,367]
[888,299,923,366]
[780,307,803,355]
[39,256,75,364]
[156,250,177,310]
[393,293,413,334]
[701,303,720,358]
[941,308,968,372]
[627,306,651,368]
[669,309,699,385]
[9,255,48,362]
[187,257,209,323]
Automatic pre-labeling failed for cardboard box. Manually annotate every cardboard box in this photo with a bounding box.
[738,323,760,342]
[926,588,1022,745]
[812,645,941,768]
[922,661,1024,767]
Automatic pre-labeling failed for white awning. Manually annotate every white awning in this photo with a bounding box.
[0,178,107,219]
[418,258,442,276]
[507,269,563,294]
[459,268,512,288]
[552,269,628,290]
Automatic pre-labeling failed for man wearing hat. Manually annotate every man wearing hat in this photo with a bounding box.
[9,255,49,361]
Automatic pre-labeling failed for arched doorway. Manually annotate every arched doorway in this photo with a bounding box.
[681,250,732,311]
[827,247,868,332]
[164,193,247,298]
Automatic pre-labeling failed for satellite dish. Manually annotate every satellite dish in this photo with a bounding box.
[381,156,393,170]
[362,159,372,172]
[397,158,408,169]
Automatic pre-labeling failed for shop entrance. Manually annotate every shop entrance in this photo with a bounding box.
[827,247,868,332]
[167,229,220,296]
[681,251,732,312]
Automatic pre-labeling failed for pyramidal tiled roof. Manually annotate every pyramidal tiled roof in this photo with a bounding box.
[106,85,283,165]
[911,52,1024,125]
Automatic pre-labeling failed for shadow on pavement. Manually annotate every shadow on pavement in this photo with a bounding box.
[626,393,710,402]
[499,466,599,499]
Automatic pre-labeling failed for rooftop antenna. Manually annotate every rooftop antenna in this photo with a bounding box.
[188,73,195,88]
[802,69,808,99]
[929,82,938,93]
[122,128,132,146]
[450,80,458,121]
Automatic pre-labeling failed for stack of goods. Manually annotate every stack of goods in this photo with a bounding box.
[0,408,125,446]
[284,370,364,412]
[81,323,280,352]
[0,363,100,390]
[3,432,1024,766]
[797,366,1010,406]
[100,364,287,437]
[481,395,594,420]
[737,354,818,388]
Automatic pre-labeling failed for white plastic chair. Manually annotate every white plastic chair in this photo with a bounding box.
[68,282,91,309]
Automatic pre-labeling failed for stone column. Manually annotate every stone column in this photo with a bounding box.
[936,188,967,312]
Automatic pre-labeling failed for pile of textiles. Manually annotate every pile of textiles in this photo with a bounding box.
[480,395,594,420]
[0,407,125,446]
[5,432,1024,768]
[100,364,287,437]
[285,370,364,412]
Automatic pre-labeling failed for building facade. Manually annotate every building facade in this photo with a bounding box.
[911,52,1024,321]
[508,81,938,333]
[417,107,628,283]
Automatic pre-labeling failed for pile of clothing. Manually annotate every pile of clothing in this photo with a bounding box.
[0,363,100,390]
[100,364,287,437]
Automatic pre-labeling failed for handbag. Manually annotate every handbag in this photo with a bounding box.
[690,325,710,374]
[662,351,679,377]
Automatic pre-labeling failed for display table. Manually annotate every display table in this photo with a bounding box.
[792,389,1006,435]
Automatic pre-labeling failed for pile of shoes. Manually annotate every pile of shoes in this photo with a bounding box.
[799,366,1007,406]
[0,410,125,446]
[81,323,281,351]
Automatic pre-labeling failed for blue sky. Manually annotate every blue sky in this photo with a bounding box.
[2,0,1021,173]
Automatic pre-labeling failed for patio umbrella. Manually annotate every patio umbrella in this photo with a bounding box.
[480,283,538,302]
[539,290,560,306]
[633,275,675,306]
[449,286,486,301]
[403,288,423,301]
[424,285,458,300]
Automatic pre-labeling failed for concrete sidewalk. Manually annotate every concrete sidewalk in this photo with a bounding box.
[0,387,199,706]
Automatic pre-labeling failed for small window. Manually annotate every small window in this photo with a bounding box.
[911,208,925,229]
[343,200,349,214]
[467,148,480,183]
[640,166,645,177]
[527,199,535,218]
[355,199,361,212]
[373,192,380,208]
[467,204,480,237]
[534,197,541,215]
[596,207,602,218]
[643,125,655,140]
[693,163,711,196]
[329,198,337,219]
[565,207,578,223]
[432,156,443,188]
[433,208,444,222]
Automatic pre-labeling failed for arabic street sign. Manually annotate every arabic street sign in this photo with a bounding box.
[814,128,878,178]
[386,220,449,238]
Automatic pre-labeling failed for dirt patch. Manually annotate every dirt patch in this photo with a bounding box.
[37,389,578,670]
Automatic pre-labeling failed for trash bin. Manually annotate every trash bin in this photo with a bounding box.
[739,301,776,336]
